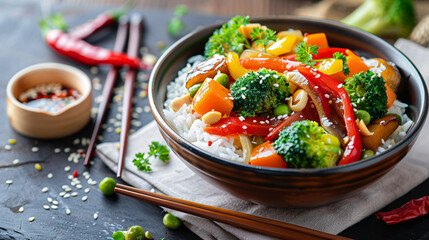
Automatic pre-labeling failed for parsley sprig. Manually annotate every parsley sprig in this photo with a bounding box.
[295,41,350,75]
[132,142,170,172]
[250,27,277,51]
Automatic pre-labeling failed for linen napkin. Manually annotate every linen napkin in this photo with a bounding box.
[97,39,429,239]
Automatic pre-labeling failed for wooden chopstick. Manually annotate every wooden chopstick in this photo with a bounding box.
[83,17,129,166]
[115,184,351,240]
[117,14,142,177]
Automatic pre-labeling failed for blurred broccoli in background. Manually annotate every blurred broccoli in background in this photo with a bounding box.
[167,5,188,38]
[230,68,290,118]
[273,120,343,169]
[341,0,416,38]
[343,70,388,120]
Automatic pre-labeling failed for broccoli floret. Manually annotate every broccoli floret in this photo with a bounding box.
[341,0,416,38]
[273,120,343,169]
[230,68,290,118]
[204,15,250,58]
[343,70,388,120]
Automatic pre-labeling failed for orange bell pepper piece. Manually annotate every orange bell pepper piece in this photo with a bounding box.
[385,83,397,109]
[304,33,329,49]
[330,49,369,83]
[249,142,286,168]
[192,78,233,116]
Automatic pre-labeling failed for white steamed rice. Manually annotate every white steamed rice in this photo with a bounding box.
[163,55,414,163]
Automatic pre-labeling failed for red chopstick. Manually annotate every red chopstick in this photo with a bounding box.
[115,184,351,240]
[84,17,129,166]
[117,14,142,177]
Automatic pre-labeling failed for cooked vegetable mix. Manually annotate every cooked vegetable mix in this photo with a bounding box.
[165,15,413,169]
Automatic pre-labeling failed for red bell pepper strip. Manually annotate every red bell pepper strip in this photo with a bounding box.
[68,6,130,39]
[284,47,351,61]
[376,196,429,225]
[265,104,319,142]
[298,66,362,165]
[239,58,301,72]
[204,117,280,136]
[43,29,151,70]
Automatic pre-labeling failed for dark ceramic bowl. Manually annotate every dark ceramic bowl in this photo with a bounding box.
[149,16,428,207]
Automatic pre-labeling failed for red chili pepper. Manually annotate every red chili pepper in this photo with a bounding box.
[68,8,128,39]
[265,104,319,142]
[42,29,151,70]
[208,141,213,146]
[298,66,362,165]
[284,48,351,61]
[72,170,78,178]
[204,117,280,136]
[376,196,429,225]
[239,58,301,72]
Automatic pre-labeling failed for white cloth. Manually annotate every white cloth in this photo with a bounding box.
[97,39,429,239]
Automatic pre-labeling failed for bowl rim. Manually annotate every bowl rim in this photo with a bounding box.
[149,15,428,176]
[6,62,92,117]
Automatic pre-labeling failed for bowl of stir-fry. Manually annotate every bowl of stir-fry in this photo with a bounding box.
[149,16,428,207]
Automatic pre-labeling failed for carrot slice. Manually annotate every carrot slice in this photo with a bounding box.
[304,33,328,49]
[385,83,396,109]
[192,78,233,116]
[249,142,286,168]
[330,49,369,83]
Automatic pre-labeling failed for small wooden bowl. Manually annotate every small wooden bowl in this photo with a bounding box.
[6,63,92,139]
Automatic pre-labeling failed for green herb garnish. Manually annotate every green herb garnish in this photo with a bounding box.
[295,41,320,67]
[132,142,170,172]
[250,27,277,51]
[333,52,350,76]
[167,5,188,37]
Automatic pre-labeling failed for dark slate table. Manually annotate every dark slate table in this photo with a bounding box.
[0,1,428,239]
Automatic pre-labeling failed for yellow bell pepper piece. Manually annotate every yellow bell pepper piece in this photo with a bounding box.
[266,36,298,56]
[276,30,303,38]
[317,59,343,75]
[226,52,250,80]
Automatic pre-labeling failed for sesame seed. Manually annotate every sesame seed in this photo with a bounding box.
[28,217,35,222]
[93,212,98,220]
[71,192,78,197]
[66,209,71,215]
[54,148,61,153]
[59,192,66,197]
[4,145,11,150]
[47,197,53,203]
[84,188,91,193]
[18,207,24,213]
[62,185,69,190]
[90,66,99,74]
[52,200,58,205]
[76,184,83,189]
[64,148,71,153]
[68,175,74,180]
[47,173,53,179]
[51,205,58,210]
[64,193,71,199]
[32,147,39,152]
[41,187,49,193]
[73,138,80,145]
[43,205,50,210]
[6,180,13,185]
[65,188,72,192]
[12,159,19,165]
[82,196,88,201]
[64,166,71,172]
[35,163,42,171]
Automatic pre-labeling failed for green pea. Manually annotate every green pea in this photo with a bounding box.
[145,230,153,240]
[214,73,230,89]
[163,213,181,229]
[188,83,202,98]
[355,110,371,125]
[126,226,145,240]
[112,231,126,240]
[361,150,375,160]
[99,177,116,195]
[273,103,291,117]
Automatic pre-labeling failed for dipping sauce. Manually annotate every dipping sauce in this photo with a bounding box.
[18,83,81,114]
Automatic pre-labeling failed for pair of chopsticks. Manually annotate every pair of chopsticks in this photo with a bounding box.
[115,184,351,240]
[83,14,142,177]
